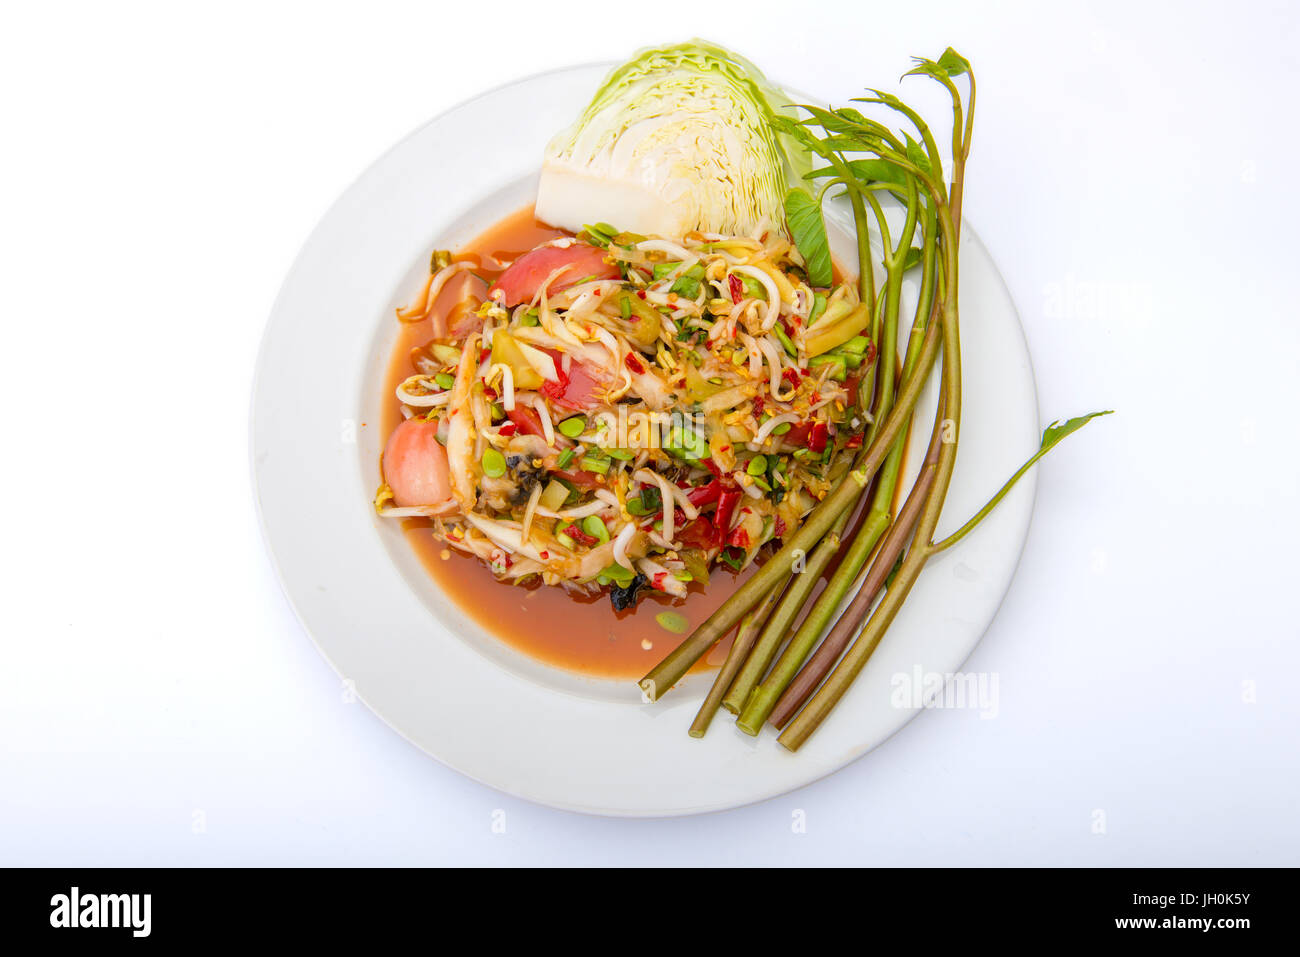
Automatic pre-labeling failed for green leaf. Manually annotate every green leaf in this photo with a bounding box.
[1040,410,1113,451]
[785,187,833,287]
[805,158,910,187]
[835,106,870,126]
[899,246,923,271]
[903,132,932,173]
[904,59,946,81]
[931,410,1114,553]
[937,47,971,77]
[797,104,866,136]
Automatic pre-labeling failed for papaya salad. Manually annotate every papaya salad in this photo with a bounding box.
[372,40,1106,748]
[375,227,875,608]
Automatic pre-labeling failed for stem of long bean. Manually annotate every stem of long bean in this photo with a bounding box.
[725,509,850,723]
[767,402,945,729]
[778,202,964,750]
[637,318,941,701]
[688,583,783,737]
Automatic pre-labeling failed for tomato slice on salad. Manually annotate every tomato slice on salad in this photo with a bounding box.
[488,243,620,307]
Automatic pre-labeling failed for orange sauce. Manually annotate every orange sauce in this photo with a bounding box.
[379,206,905,681]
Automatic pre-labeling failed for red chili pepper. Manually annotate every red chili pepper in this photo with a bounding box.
[497,422,518,437]
[652,571,668,591]
[752,394,765,418]
[726,527,751,549]
[728,273,743,304]
[625,353,646,374]
[685,481,722,508]
[715,489,742,546]
[774,517,787,538]
[567,526,599,547]
[809,422,830,454]
[781,367,803,389]
[845,432,863,449]
[636,289,647,300]
[478,346,492,364]
[844,372,862,406]
[483,386,498,401]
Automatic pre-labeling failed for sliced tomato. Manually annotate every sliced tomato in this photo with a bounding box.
[781,422,813,448]
[677,517,718,551]
[505,406,546,438]
[551,467,604,490]
[488,243,620,307]
[540,356,607,411]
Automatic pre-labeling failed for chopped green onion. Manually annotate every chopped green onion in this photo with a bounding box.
[619,296,632,320]
[627,486,662,516]
[555,521,576,550]
[555,448,576,470]
[580,452,611,474]
[481,448,506,478]
[558,416,586,439]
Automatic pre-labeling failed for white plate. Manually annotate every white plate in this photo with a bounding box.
[251,64,1039,816]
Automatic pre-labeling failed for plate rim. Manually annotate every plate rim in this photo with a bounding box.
[249,62,1040,817]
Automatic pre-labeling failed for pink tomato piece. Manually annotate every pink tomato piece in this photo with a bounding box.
[541,356,607,411]
[434,271,489,340]
[488,243,619,307]
[382,417,454,510]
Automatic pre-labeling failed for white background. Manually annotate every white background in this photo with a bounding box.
[3,0,1297,865]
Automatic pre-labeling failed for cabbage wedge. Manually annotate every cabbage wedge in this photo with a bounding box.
[536,41,810,239]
